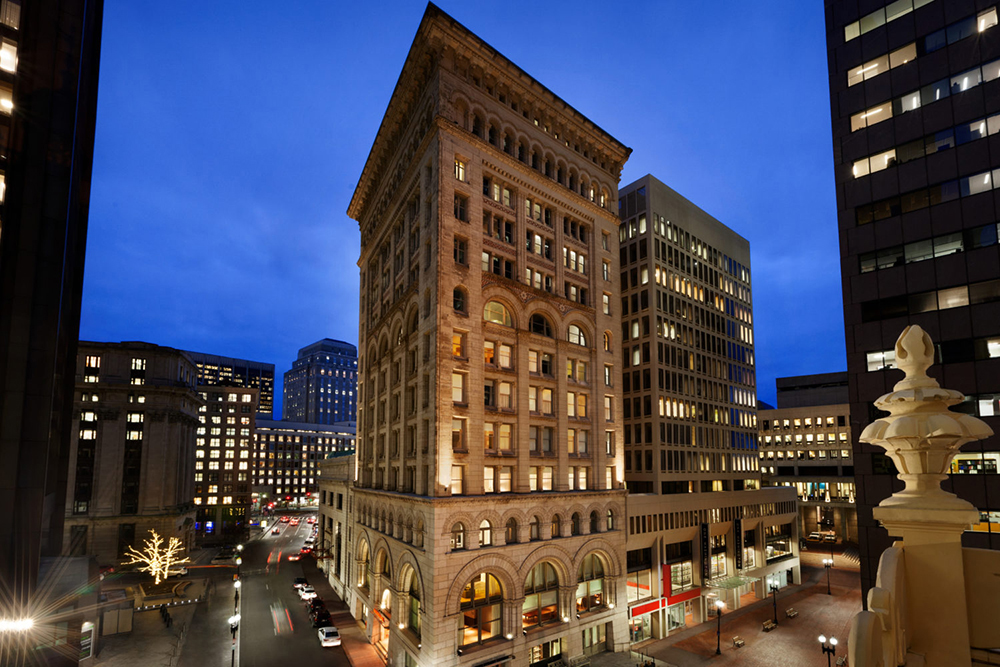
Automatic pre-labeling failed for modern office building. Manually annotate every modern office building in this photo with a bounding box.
[252,419,355,508]
[824,0,1000,594]
[757,373,857,543]
[282,339,358,423]
[618,175,800,640]
[64,342,200,566]
[193,385,256,544]
[347,5,630,666]
[186,350,275,419]
[0,5,104,652]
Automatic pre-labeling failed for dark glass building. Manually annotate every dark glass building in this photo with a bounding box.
[824,0,1000,596]
[0,2,104,652]
[282,339,357,423]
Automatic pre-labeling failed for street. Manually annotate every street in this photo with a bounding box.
[174,510,349,667]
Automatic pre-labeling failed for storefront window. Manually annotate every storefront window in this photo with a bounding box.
[667,602,686,631]
[529,639,562,666]
[582,624,608,656]
[629,615,651,642]
[710,553,727,578]
[626,547,652,603]
[765,524,793,562]
[670,561,692,593]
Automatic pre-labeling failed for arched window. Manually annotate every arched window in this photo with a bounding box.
[529,313,553,337]
[479,520,492,547]
[380,587,393,615]
[459,573,503,646]
[451,523,466,550]
[488,125,498,146]
[472,115,483,138]
[453,287,467,313]
[568,324,587,346]
[406,570,421,638]
[522,562,559,628]
[551,514,562,539]
[571,513,581,536]
[358,542,371,589]
[484,301,512,327]
[606,510,615,531]
[603,332,611,352]
[505,518,518,544]
[590,511,600,534]
[529,516,540,541]
[576,554,605,612]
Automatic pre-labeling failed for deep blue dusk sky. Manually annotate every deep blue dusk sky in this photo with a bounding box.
[81,1,843,414]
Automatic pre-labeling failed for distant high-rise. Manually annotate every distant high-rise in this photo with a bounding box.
[186,350,275,419]
[618,175,799,639]
[282,339,357,423]
[824,0,1000,595]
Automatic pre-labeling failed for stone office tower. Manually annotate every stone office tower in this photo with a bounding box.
[346,5,630,666]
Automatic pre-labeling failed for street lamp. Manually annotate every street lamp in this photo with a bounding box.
[819,634,838,667]
[714,600,725,655]
[769,583,779,626]
[233,579,241,612]
[823,558,834,595]
[228,613,241,667]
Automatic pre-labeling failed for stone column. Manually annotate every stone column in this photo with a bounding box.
[851,325,992,667]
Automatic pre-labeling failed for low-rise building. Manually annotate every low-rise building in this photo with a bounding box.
[317,453,355,602]
[64,342,200,566]
[757,373,857,543]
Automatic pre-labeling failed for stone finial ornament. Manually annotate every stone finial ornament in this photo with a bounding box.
[860,325,993,510]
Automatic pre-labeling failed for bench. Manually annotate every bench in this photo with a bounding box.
[762,619,777,632]
[785,607,798,619]
[732,636,745,648]
[835,658,847,666]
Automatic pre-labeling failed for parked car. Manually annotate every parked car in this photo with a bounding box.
[824,534,837,543]
[318,627,341,647]
[292,577,308,590]
[300,546,313,555]
[306,599,326,614]
[298,585,317,601]
[312,611,333,628]
[167,567,189,577]
[807,531,823,541]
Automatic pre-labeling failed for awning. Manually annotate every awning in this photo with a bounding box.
[704,575,758,590]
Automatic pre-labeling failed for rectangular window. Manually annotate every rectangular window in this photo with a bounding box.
[453,332,466,357]
[454,159,466,181]
[452,373,465,404]
[454,237,467,265]
[454,194,468,222]
[499,424,512,451]
[450,465,464,495]
[484,423,495,451]
[541,466,553,491]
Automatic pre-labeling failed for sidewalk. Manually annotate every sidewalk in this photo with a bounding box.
[302,557,384,667]
[95,580,205,667]
[177,577,242,667]
[617,565,861,667]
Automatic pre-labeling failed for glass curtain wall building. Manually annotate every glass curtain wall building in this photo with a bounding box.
[825,0,1000,595]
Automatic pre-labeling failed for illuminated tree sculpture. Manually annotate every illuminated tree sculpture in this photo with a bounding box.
[123,530,190,584]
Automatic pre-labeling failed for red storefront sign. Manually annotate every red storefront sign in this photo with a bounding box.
[629,600,661,618]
